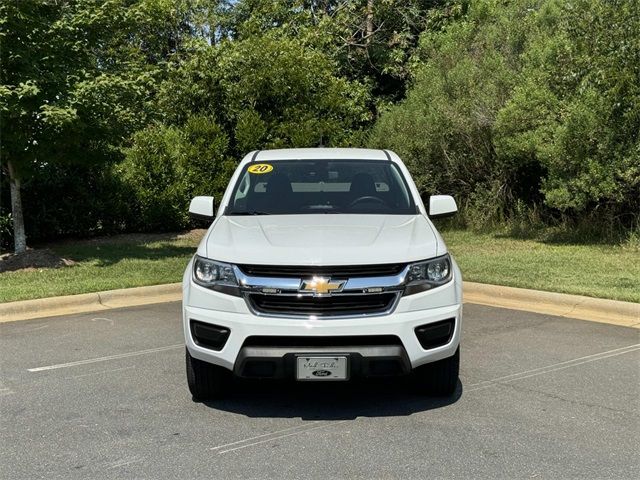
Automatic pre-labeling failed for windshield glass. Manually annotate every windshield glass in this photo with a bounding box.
[227,160,416,215]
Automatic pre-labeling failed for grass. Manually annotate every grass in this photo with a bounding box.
[0,233,200,303]
[442,229,640,303]
[0,228,638,304]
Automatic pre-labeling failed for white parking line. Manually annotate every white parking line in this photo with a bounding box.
[467,343,640,392]
[210,422,321,451]
[216,421,348,454]
[27,344,182,372]
[0,387,15,397]
[65,365,136,380]
[211,344,640,455]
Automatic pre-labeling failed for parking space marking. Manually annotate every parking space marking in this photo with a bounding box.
[27,344,182,372]
[210,345,639,456]
[467,343,640,392]
[65,365,136,380]
[215,421,348,454]
[210,422,321,451]
[0,377,15,397]
[0,387,15,397]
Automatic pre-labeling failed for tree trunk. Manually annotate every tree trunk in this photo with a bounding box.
[7,160,27,254]
[366,0,374,45]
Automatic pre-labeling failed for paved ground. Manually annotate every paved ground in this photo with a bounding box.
[1,303,638,479]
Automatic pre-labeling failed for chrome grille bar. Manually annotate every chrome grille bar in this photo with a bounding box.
[233,264,409,319]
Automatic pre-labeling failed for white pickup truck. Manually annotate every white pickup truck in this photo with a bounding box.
[182,148,462,399]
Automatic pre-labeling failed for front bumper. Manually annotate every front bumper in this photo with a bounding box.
[183,262,463,374]
[234,345,411,379]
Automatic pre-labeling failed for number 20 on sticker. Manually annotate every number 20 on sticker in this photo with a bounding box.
[248,163,273,174]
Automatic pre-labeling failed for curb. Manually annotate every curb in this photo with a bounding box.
[1,282,638,328]
[0,283,181,323]
[464,282,640,328]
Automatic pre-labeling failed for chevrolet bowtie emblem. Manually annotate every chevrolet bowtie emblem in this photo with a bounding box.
[301,276,346,296]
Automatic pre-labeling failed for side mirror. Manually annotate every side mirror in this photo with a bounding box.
[189,196,215,222]
[427,195,457,219]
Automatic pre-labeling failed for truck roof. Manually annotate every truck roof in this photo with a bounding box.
[251,148,392,162]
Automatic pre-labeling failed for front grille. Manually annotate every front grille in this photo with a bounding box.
[247,292,398,317]
[238,263,406,278]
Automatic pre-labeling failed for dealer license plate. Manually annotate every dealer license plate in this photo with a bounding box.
[296,356,348,381]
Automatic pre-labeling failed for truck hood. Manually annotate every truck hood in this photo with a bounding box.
[200,215,442,266]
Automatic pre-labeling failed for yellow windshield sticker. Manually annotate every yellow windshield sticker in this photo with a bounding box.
[248,163,273,174]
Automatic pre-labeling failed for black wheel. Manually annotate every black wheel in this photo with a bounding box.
[414,348,460,396]
[186,348,231,400]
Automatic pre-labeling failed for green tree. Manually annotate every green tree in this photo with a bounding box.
[121,33,370,225]
[370,0,639,230]
[154,33,371,152]
[496,0,640,220]
[121,115,232,230]
[220,0,452,103]
[0,0,187,253]
[369,0,527,224]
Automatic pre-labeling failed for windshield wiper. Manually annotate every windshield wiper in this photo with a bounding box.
[226,210,271,216]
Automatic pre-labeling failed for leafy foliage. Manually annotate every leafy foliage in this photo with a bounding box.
[119,32,371,231]
[0,0,181,174]
[504,0,640,218]
[121,116,232,231]
[156,34,371,150]
[1,0,638,248]
[370,0,639,231]
[219,0,450,102]
[0,0,192,247]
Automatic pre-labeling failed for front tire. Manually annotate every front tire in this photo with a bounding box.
[186,349,231,400]
[414,348,460,396]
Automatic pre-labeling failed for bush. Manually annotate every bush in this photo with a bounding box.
[0,211,12,251]
[369,0,640,232]
[121,115,233,232]
[369,3,525,222]
[496,0,640,222]
[0,161,135,250]
[157,35,371,154]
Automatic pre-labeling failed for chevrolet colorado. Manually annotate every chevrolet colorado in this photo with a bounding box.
[183,148,462,399]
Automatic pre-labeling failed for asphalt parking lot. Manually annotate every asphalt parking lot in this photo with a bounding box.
[1,302,638,479]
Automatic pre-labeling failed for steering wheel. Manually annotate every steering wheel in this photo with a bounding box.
[348,196,387,208]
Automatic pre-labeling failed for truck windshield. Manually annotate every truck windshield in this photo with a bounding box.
[226,160,416,215]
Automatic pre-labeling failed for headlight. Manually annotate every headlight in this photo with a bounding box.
[193,256,240,296]
[403,254,452,296]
